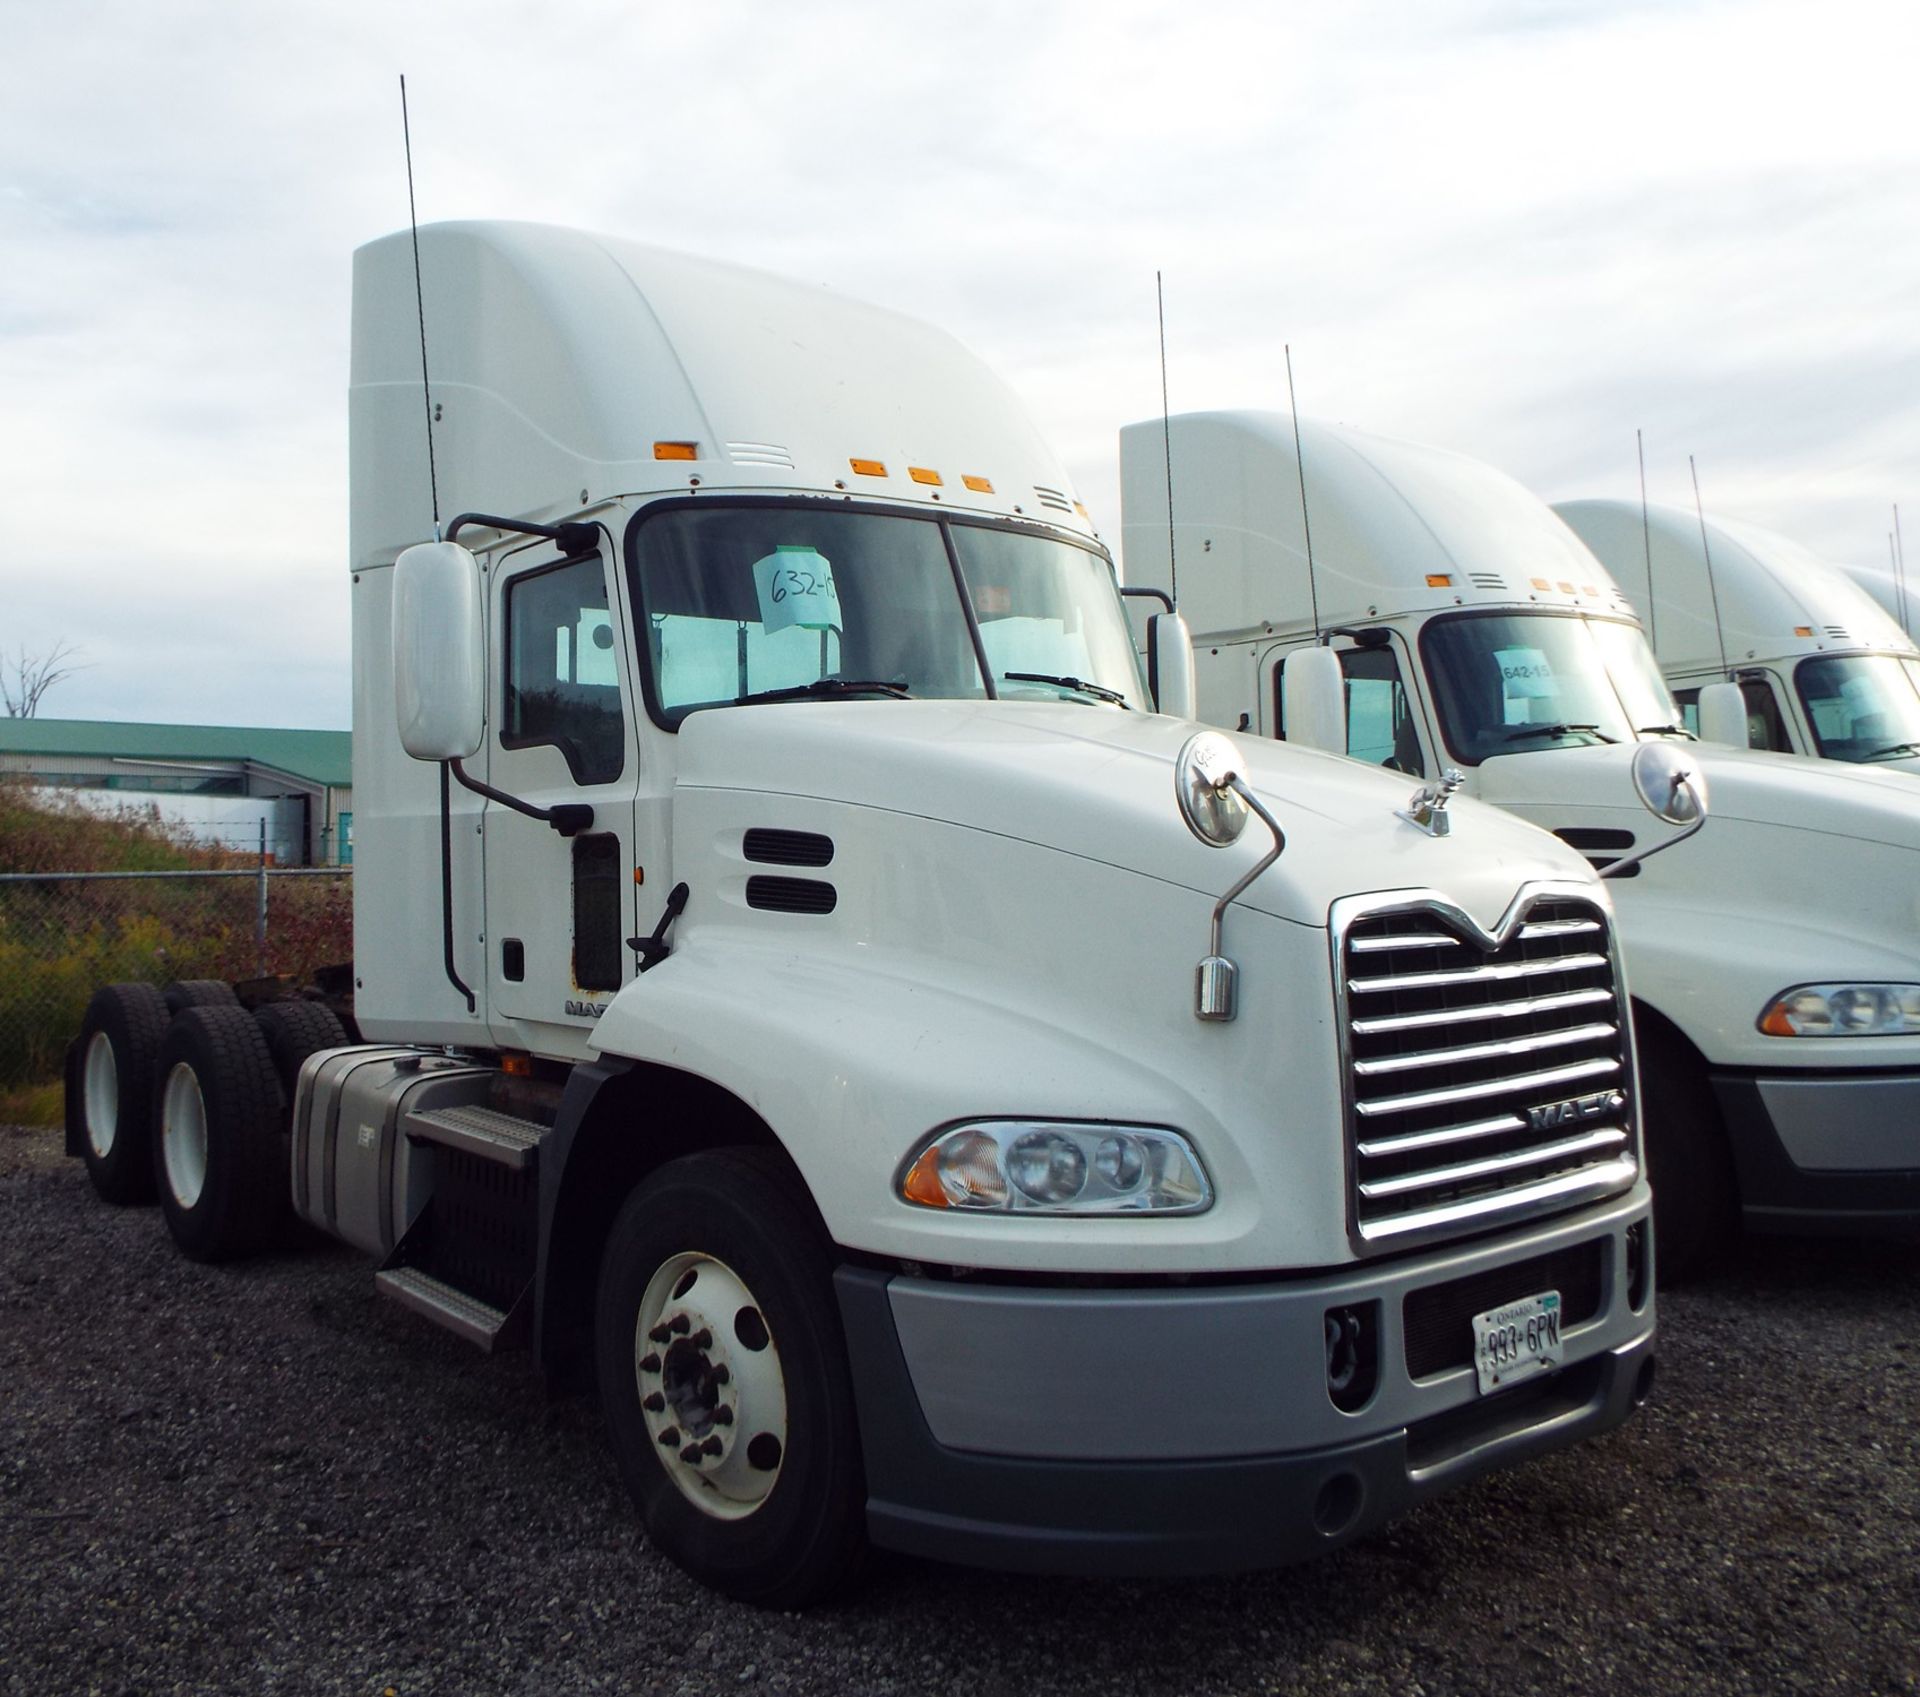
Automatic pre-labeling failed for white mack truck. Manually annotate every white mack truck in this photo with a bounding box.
[1555,499,1920,776]
[1121,410,1920,1284]
[66,226,1658,1606]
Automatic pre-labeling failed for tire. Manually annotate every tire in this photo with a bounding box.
[252,1000,348,1099]
[163,979,239,1014]
[70,983,170,1205]
[152,1005,289,1263]
[1638,1019,1740,1286]
[595,1148,867,1607]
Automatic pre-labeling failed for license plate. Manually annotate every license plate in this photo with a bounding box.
[1471,1289,1562,1394]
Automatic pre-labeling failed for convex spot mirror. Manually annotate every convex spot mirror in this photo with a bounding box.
[393,540,485,762]
[1630,740,1709,826]
[1175,731,1249,846]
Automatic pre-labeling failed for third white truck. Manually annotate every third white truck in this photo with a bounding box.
[1554,499,1920,776]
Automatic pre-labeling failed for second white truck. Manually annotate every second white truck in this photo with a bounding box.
[1123,410,1920,1280]
[1554,499,1920,776]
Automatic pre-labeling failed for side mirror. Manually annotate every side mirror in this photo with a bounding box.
[1696,681,1750,748]
[393,541,485,762]
[1599,742,1710,879]
[1282,646,1345,754]
[1148,612,1196,719]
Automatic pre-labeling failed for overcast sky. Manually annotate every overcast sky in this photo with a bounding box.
[3,0,1915,728]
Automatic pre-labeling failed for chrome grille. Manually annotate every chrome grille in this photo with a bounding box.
[1337,891,1637,1249]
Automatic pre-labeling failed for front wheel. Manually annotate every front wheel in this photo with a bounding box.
[595,1149,866,1607]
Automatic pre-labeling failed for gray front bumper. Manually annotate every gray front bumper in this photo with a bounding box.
[834,1190,1654,1576]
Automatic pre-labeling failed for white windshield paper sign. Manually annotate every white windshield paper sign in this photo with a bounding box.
[753,546,839,634]
[1495,646,1557,700]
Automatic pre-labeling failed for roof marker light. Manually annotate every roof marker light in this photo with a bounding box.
[1794,625,1813,637]
[849,458,887,477]
[653,442,698,461]
[963,475,994,493]
[909,467,944,486]
[1530,577,1551,591]
[1425,574,1453,589]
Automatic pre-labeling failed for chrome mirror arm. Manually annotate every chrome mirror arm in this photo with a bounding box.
[1197,776,1287,1022]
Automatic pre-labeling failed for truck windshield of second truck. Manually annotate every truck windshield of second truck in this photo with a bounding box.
[631,504,1148,725]
[1421,611,1684,765]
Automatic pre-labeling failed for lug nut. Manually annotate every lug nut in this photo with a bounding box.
[700,1435,724,1457]
[669,1314,690,1335]
[713,1406,734,1426]
[679,1443,702,1464]
[648,1325,671,1345]
[642,1392,665,1414]
[711,1364,731,1386]
[638,1353,661,1373]
[691,1328,713,1351]
[657,1427,680,1447]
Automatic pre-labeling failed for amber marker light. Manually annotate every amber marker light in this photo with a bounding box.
[1794,625,1814,637]
[1425,574,1453,588]
[908,466,944,486]
[501,1053,535,1078]
[901,1145,950,1207]
[849,457,887,477]
[653,442,698,460]
[962,474,994,493]
[1530,577,1551,591]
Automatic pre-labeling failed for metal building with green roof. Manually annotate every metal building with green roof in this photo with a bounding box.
[0,717,353,864]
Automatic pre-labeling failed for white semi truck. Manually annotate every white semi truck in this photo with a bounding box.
[66,227,1660,1606]
[1554,499,1920,776]
[1121,410,1920,1282]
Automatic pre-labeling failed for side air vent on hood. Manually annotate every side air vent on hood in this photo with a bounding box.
[1552,827,1639,879]
[1032,484,1075,514]
[747,876,837,915]
[729,441,796,469]
[744,828,835,868]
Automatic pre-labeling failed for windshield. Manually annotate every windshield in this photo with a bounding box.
[1421,612,1678,764]
[628,503,1145,726]
[1794,653,1920,761]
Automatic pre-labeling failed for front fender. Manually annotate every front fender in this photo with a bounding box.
[586,934,1279,1275]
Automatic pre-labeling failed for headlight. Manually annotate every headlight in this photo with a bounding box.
[899,1121,1213,1215]
[1759,984,1920,1037]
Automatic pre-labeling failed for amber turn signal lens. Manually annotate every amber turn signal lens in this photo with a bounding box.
[900,1146,949,1207]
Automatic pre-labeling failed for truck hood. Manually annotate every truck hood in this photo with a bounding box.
[675,700,1601,931]
[1476,739,1920,854]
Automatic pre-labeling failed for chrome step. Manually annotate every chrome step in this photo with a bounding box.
[403,1103,549,1171]
[374,1266,525,1351]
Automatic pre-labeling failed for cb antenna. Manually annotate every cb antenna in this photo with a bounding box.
[1689,454,1730,678]
[1156,271,1177,608]
[400,74,441,539]
[1637,429,1657,653]
[1285,344,1321,642]
[1894,503,1910,638]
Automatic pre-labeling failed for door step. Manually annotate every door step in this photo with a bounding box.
[374,1265,528,1352]
[403,1102,549,1170]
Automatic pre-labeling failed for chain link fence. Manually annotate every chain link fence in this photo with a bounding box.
[0,868,353,1093]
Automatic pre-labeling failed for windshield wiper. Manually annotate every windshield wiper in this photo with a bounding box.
[1862,740,1920,761]
[1504,722,1618,744]
[735,678,911,706]
[1001,671,1131,708]
[1636,723,1697,739]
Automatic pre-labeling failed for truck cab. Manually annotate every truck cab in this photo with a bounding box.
[67,231,1657,1609]
[1122,410,1920,1281]
[1554,499,1920,776]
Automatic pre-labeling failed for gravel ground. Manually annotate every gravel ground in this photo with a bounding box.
[4,1119,1917,1697]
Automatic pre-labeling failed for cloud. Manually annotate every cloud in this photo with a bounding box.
[0,0,1915,722]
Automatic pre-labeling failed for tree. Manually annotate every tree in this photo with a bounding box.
[2,642,86,718]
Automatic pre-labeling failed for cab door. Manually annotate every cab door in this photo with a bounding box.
[482,540,643,1056]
